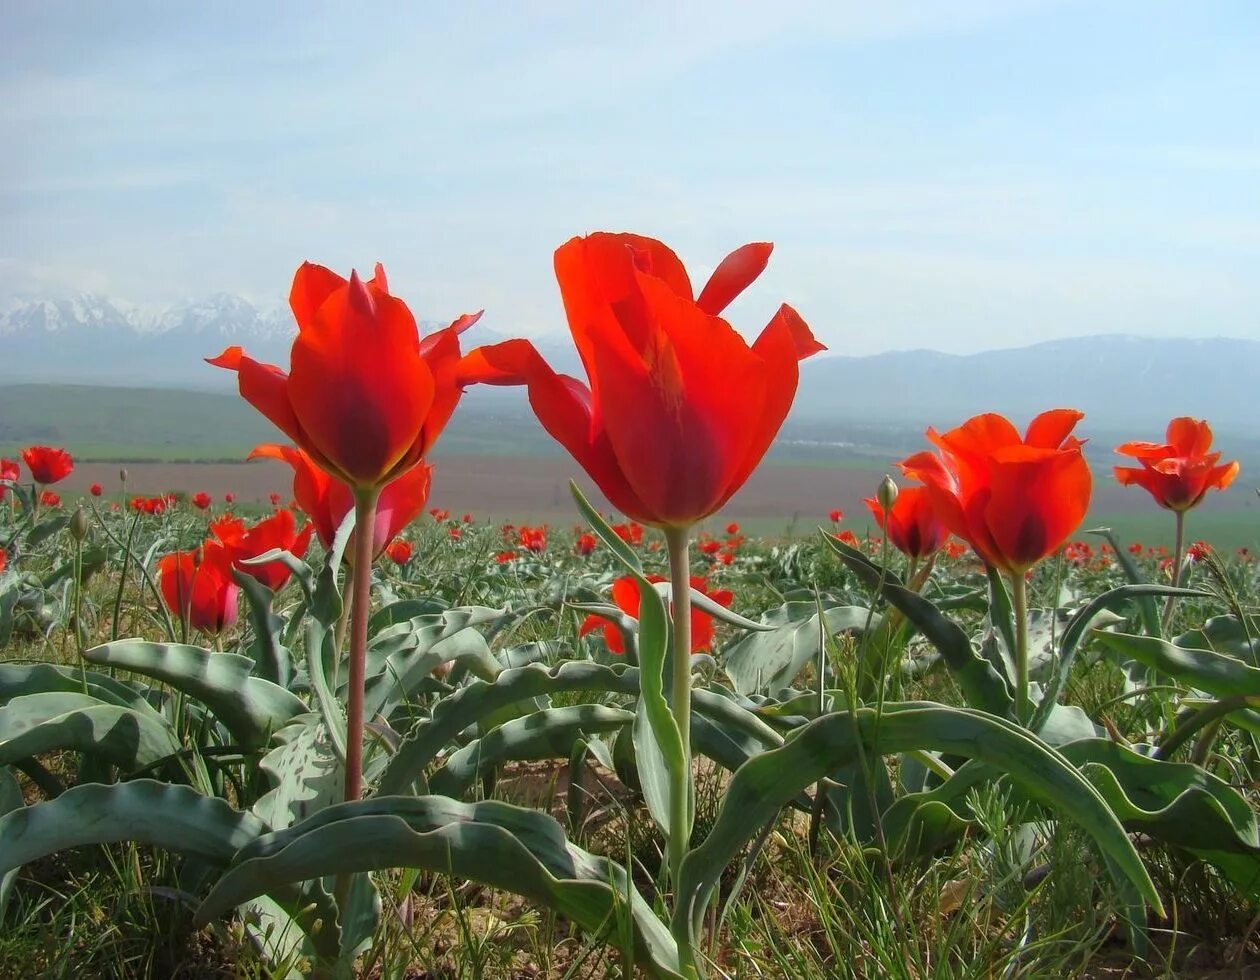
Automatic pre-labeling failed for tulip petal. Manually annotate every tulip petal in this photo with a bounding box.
[1167,417,1213,456]
[289,262,349,331]
[555,233,693,385]
[208,347,309,451]
[457,339,650,520]
[696,242,773,315]
[1024,409,1084,449]
[590,271,765,524]
[985,450,1091,571]
[288,272,434,486]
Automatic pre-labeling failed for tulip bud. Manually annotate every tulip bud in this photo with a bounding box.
[877,474,899,512]
[119,467,128,484]
[69,507,89,541]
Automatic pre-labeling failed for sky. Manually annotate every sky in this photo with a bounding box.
[2,0,1258,355]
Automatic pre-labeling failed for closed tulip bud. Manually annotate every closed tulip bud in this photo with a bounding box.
[69,507,89,541]
[119,468,128,484]
[877,474,899,512]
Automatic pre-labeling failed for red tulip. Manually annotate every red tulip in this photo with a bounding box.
[0,459,17,501]
[1114,417,1240,512]
[40,490,61,508]
[518,526,547,553]
[21,446,73,485]
[899,410,1091,576]
[88,482,102,497]
[461,233,824,527]
[613,521,644,546]
[575,532,597,556]
[579,575,733,654]
[210,510,313,592]
[863,486,950,560]
[430,508,450,523]
[192,492,213,510]
[495,550,518,563]
[385,538,413,565]
[269,492,282,506]
[0,547,7,574]
[251,443,431,563]
[208,262,482,490]
[828,509,844,523]
[157,541,239,634]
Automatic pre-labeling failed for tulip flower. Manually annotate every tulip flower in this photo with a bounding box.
[157,541,239,635]
[208,262,481,491]
[899,410,1091,576]
[192,492,212,510]
[518,526,547,553]
[1115,418,1239,513]
[575,532,597,556]
[0,547,7,574]
[1115,417,1240,623]
[89,482,103,497]
[224,492,235,505]
[828,508,844,524]
[900,409,1092,722]
[463,234,823,527]
[21,446,74,486]
[251,444,431,565]
[579,575,733,655]
[210,510,313,592]
[863,486,950,563]
[39,491,61,508]
[385,538,413,565]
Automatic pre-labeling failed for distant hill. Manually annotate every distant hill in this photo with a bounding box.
[2,289,1256,440]
[793,335,1260,435]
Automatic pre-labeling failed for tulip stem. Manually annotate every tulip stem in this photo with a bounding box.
[344,489,380,803]
[663,524,696,973]
[1161,510,1186,632]
[1010,571,1030,724]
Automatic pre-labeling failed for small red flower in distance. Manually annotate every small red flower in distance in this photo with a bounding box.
[385,538,413,565]
[89,482,103,496]
[579,575,733,654]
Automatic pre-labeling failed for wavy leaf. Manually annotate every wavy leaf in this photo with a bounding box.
[0,692,180,772]
[85,640,306,747]
[429,704,634,797]
[674,702,1162,949]
[195,796,683,978]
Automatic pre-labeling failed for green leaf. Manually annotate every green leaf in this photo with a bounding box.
[233,570,292,689]
[195,796,683,979]
[429,704,634,797]
[0,692,180,772]
[674,701,1162,947]
[362,606,504,719]
[570,481,643,573]
[0,662,162,719]
[823,534,1014,716]
[0,779,267,876]
[85,640,306,748]
[1093,631,1260,698]
[378,661,641,796]
[252,719,343,832]
[0,767,22,919]
[723,601,879,696]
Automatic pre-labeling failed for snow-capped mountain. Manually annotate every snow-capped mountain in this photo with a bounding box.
[0,292,298,387]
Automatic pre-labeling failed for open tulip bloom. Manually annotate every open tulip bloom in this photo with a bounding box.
[900,409,1092,721]
[461,232,825,528]
[1115,417,1240,618]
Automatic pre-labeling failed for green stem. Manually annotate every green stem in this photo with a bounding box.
[344,489,380,803]
[663,524,696,976]
[1161,509,1186,632]
[1010,570,1030,725]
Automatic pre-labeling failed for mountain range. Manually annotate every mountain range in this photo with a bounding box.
[2,291,1257,436]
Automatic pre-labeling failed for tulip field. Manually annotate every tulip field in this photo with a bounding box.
[1,236,1258,979]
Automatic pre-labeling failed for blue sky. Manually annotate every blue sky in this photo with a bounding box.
[2,0,1258,354]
